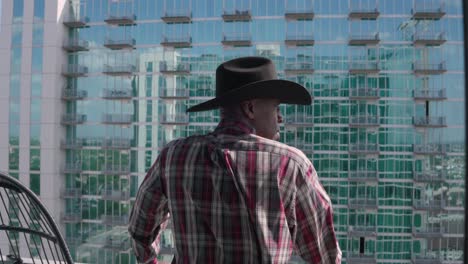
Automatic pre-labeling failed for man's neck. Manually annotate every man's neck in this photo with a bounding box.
[215,117,256,135]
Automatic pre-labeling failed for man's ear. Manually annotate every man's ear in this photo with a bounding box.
[240,100,255,120]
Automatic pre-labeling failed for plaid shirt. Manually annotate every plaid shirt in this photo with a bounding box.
[128,119,342,264]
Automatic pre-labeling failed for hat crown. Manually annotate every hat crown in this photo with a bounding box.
[216,57,277,97]
[186,56,311,112]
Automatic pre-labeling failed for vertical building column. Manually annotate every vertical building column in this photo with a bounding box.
[40,0,68,223]
[19,0,33,184]
[0,0,13,170]
[0,0,14,254]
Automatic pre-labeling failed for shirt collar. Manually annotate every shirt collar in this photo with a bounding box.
[213,118,256,136]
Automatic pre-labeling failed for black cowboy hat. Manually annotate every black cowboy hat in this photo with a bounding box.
[186,56,312,112]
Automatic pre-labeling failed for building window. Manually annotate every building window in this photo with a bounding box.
[30,173,40,195]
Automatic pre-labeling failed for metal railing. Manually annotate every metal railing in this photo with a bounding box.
[413,144,447,154]
[77,137,101,147]
[61,212,82,222]
[162,9,191,18]
[413,170,447,182]
[162,35,192,44]
[104,238,131,251]
[222,33,252,42]
[103,88,133,98]
[347,253,377,264]
[285,34,314,41]
[222,9,252,21]
[104,37,136,47]
[284,9,314,19]
[103,64,136,74]
[413,226,444,237]
[63,162,82,173]
[349,33,380,41]
[413,32,446,41]
[65,237,84,245]
[62,89,87,99]
[63,15,89,27]
[223,9,252,15]
[160,114,189,124]
[348,198,377,209]
[349,171,378,181]
[413,89,446,99]
[101,189,130,201]
[349,7,379,13]
[104,14,136,24]
[350,33,380,40]
[101,214,129,226]
[284,62,314,71]
[412,3,445,14]
[159,88,190,98]
[413,199,445,210]
[102,113,133,124]
[63,64,88,76]
[284,114,314,125]
[101,164,131,174]
[64,39,89,50]
[62,113,86,124]
[412,253,443,264]
[285,8,314,14]
[413,62,446,71]
[348,7,380,20]
[349,115,379,126]
[61,138,84,149]
[102,138,131,149]
[350,88,380,98]
[349,143,379,153]
[350,226,377,232]
[349,61,379,71]
[348,225,377,236]
[413,116,446,126]
[61,188,82,198]
[160,62,191,72]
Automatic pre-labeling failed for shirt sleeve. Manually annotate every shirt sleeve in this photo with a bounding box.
[292,163,342,264]
[128,153,170,264]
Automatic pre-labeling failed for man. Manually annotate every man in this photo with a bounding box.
[128,57,342,263]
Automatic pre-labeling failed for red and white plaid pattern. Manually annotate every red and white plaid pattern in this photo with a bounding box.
[128,119,342,264]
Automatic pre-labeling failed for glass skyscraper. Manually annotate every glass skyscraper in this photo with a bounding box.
[0,0,465,263]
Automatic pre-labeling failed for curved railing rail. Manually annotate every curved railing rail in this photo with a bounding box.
[0,171,74,264]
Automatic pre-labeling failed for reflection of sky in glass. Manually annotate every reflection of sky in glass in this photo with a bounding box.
[33,0,44,20]
[12,0,23,22]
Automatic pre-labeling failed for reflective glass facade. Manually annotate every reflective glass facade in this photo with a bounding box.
[2,0,465,263]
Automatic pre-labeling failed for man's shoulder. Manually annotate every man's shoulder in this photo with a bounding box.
[161,133,311,168]
[161,134,209,152]
[253,135,312,166]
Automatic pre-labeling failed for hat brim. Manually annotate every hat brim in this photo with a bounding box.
[186,79,312,112]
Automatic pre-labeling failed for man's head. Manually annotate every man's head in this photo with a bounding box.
[221,98,282,140]
[186,56,312,139]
